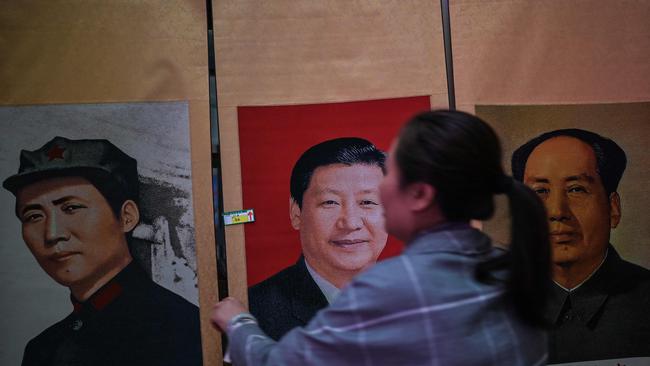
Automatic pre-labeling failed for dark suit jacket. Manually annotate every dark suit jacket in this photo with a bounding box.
[547,245,650,364]
[22,262,202,366]
[248,257,328,340]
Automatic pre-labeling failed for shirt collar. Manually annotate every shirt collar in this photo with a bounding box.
[304,260,341,304]
[70,262,138,313]
[553,248,609,292]
[547,245,621,326]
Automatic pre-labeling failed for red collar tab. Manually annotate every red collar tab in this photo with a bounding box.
[71,280,124,313]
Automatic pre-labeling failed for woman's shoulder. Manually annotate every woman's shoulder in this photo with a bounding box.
[356,255,410,283]
[347,251,467,297]
[356,248,508,301]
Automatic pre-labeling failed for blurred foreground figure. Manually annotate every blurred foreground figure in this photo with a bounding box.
[212,110,550,365]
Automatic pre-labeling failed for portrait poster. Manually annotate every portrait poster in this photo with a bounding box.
[237,96,431,290]
[476,102,650,270]
[0,101,203,365]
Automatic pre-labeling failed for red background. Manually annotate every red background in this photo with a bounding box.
[238,96,431,286]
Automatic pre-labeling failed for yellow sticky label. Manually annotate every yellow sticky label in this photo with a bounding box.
[223,209,255,225]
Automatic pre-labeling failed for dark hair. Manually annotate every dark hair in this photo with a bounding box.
[396,110,550,327]
[290,137,386,208]
[84,170,139,220]
[84,171,140,244]
[82,171,140,249]
[512,129,627,195]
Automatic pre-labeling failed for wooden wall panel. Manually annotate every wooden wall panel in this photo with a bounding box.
[450,0,650,112]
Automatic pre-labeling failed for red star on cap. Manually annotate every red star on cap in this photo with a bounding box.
[47,145,65,161]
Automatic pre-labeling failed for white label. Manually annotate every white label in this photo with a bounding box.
[223,209,255,225]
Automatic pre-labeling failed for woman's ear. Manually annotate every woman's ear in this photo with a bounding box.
[408,182,436,212]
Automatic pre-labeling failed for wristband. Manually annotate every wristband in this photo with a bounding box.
[227,312,258,334]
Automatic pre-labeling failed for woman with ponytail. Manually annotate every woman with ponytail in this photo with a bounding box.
[212,110,550,365]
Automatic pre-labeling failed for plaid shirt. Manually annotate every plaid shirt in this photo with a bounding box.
[228,224,547,365]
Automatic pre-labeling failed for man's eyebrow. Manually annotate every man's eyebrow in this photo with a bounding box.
[314,188,344,195]
[17,196,85,217]
[565,174,596,183]
[51,196,81,206]
[19,203,43,216]
[525,177,550,184]
[525,174,596,184]
[315,188,379,195]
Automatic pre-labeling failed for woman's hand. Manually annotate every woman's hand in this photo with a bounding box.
[210,297,248,332]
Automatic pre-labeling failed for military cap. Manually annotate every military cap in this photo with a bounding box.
[2,136,138,200]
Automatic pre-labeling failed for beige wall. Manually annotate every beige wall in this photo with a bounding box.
[450,0,650,111]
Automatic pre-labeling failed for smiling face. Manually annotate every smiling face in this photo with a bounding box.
[523,136,620,274]
[290,163,387,286]
[16,176,135,296]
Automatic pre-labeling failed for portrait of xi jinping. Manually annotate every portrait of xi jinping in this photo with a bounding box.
[248,137,389,340]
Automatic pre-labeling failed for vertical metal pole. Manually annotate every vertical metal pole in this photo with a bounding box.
[205,0,229,301]
[205,0,231,357]
[440,0,456,110]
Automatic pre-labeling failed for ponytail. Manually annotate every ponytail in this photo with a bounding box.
[476,177,550,327]
[396,110,551,326]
